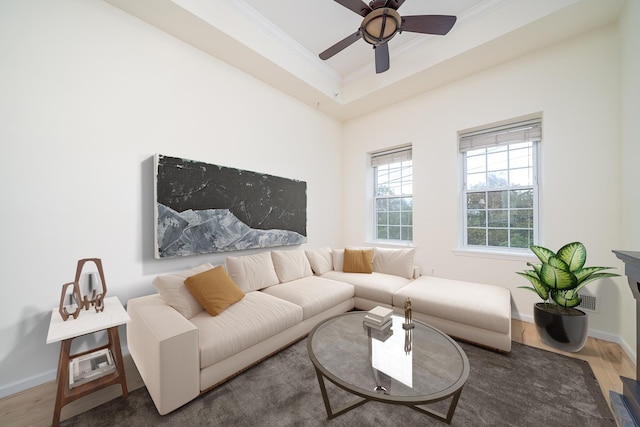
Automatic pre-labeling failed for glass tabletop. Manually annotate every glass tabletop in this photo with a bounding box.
[308,311,469,403]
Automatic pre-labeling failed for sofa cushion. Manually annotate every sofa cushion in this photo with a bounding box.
[271,250,313,283]
[184,266,245,316]
[152,263,214,319]
[190,291,303,369]
[392,276,511,334]
[332,248,345,271]
[320,270,411,306]
[225,252,280,292]
[305,247,333,275]
[373,247,415,279]
[343,248,374,273]
[261,276,354,319]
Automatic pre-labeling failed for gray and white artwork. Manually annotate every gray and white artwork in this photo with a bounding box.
[154,154,307,258]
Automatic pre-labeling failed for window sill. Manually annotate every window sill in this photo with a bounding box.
[452,247,537,262]
[364,240,415,248]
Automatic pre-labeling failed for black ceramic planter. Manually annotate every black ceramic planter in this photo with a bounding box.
[533,302,588,352]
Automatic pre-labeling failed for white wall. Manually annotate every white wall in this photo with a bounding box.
[0,0,343,397]
[343,24,630,346]
[618,0,640,357]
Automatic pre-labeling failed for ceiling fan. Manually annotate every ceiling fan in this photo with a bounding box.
[319,0,457,74]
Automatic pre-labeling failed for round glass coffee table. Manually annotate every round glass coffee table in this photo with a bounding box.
[307,311,469,424]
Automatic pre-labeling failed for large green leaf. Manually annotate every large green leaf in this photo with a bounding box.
[519,270,539,280]
[519,286,549,301]
[556,242,586,272]
[540,262,577,290]
[574,266,617,284]
[530,246,555,263]
[517,271,549,300]
[526,262,542,276]
[551,289,581,307]
[574,272,620,293]
[548,255,570,272]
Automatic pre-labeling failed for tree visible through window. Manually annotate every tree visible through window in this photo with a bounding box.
[372,146,412,242]
[460,120,540,249]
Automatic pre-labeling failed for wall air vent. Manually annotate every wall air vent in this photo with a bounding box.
[578,294,597,312]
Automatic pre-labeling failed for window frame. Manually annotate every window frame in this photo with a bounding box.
[459,120,541,254]
[371,145,413,244]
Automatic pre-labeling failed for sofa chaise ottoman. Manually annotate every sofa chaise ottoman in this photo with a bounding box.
[393,276,512,353]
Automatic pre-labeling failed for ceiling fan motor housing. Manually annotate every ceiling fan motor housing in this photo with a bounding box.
[361,8,401,46]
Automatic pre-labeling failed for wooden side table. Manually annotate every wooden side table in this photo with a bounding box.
[46,296,130,427]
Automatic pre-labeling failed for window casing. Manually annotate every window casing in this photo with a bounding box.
[460,120,540,250]
[372,146,413,242]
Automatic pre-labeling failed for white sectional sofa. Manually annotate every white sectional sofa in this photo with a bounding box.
[126,246,511,415]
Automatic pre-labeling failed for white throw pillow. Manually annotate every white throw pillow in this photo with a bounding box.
[271,250,313,283]
[331,248,344,271]
[305,247,333,275]
[225,251,280,292]
[373,247,416,279]
[152,263,214,319]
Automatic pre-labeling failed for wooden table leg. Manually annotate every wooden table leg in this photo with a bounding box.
[106,326,128,397]
[52,338,73,427]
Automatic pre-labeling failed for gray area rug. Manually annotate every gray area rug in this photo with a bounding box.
[61,339,615,426]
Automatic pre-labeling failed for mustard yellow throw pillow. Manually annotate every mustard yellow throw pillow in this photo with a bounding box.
[343,248,373,273]
[184,266,245,316]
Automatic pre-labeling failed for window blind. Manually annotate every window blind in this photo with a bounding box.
[370,145,412,167]
[459,119,541,152]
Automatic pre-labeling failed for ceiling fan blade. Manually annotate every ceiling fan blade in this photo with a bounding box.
[401,15,457,35]
[374,42,390,73]
[334,0,372,17]
[319,31,362,60]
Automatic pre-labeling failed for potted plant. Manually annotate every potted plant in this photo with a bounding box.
[517,241,618,352]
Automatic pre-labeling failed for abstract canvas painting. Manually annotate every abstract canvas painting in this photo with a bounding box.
[154,154,307,258]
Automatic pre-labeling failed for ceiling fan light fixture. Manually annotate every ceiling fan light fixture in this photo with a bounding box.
[361,8,401,45]
[319,0,457,73]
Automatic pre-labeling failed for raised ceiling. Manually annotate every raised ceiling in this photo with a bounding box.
[105,0,624,121]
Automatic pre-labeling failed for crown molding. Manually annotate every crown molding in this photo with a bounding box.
[223,0,343,84]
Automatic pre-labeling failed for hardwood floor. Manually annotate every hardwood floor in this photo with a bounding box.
[1,319,635,426]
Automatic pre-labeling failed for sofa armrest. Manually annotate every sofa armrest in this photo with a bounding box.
[127,294,200,415]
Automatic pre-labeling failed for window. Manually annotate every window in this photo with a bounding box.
[372,145,413,242]
[460,119,540,250]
